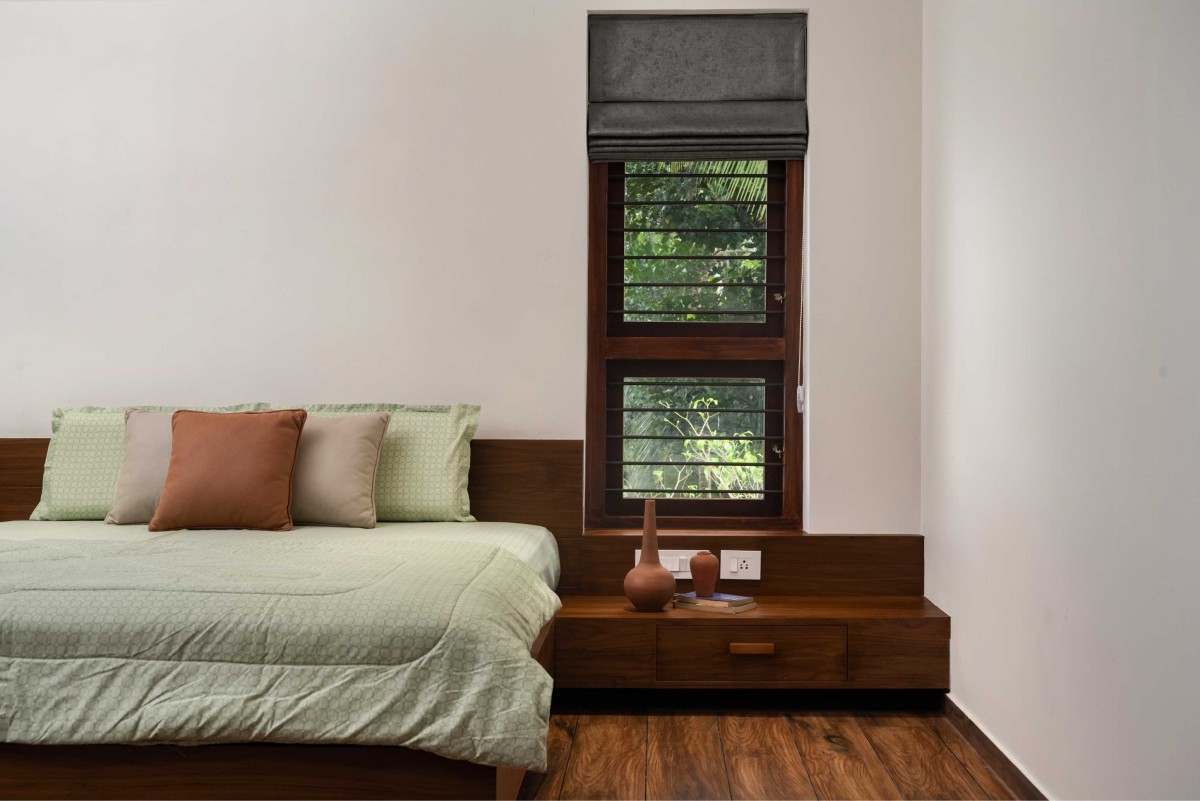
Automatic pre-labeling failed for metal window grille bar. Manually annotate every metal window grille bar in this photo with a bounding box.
[620,173,771,178]
[615,282,782,288]
[609,460,769,467]
[620,228,781,233]
[612,380,780,387]
[610,434,783,441]
[613,200,783,206]
[614,407,781,414]
[617,488,781,495]
[616,255,775,261]
[612,309,783,316]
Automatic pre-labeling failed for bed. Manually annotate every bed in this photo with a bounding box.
[0,438,582,801]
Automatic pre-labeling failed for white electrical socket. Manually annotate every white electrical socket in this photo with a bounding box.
[634,549,702,578]
[719,549,762,580]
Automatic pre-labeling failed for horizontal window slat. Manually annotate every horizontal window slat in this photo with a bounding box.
[613,200,784,206]
[610,434,783,441]
[614,284,782,291]
[611,488,783,495]
[613,407,781,414]
[611,309,784,316]
[618,228,782,233]
[614,255,777,261]
[608,461,769,467]
[618,173,771,178]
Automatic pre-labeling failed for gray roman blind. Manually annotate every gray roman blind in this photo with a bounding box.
[587,13,808,162]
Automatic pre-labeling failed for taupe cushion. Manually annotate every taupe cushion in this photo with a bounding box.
[291,413,391,528]
[105,410,177,525]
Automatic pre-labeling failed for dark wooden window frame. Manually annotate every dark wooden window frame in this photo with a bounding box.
[586,160,804,531]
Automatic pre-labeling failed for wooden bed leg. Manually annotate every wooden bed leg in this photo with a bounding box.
[495,766,525,801]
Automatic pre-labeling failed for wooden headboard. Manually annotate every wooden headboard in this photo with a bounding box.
[0,438,584,537]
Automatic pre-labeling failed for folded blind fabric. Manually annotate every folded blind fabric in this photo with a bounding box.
[588,14,808,162]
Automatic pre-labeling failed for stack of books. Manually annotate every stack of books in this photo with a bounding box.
[673,591,757,614]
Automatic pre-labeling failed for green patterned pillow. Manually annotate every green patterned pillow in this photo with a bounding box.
[299,405,479,522]
[31,404,268,521]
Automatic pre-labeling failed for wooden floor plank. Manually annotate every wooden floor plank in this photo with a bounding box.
[928,718,1019,800]
[863,713,1016,799]
[519,715,578,801]
[559,715,646,801]
[861,718,989,800]
[647,715,730,801]
[788,715,903,801]
[720,715,816,801]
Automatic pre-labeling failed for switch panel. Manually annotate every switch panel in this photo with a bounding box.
[719,549,762,581]
[634,549,704,579]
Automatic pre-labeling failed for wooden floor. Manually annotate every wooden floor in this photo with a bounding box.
[519,693,1024,801]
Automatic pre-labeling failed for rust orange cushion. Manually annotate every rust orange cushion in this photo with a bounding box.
[149,409,308,532]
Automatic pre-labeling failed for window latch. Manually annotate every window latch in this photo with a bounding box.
[797,385,806,414]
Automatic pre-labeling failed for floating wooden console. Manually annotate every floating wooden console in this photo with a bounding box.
[555,595,949,690]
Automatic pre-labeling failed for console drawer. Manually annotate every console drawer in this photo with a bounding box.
[656,625,847,683]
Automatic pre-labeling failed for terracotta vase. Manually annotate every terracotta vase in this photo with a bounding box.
[689,550,719,597]
[623,500,676,612]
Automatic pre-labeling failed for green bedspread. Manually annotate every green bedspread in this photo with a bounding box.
[0,530,561,770]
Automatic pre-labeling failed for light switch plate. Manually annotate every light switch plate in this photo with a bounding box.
[634,549,703,579]
[719,549,762,580]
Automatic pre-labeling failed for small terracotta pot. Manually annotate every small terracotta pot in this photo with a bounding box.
[689,550,719,597]
[623,500,676,612]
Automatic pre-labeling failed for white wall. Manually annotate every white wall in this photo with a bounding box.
[0,0,923,533]
[923,1,1200,797]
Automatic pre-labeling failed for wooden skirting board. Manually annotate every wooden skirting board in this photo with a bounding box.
[942,695,1047,800]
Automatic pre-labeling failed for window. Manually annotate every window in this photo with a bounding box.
[586,160,803,530]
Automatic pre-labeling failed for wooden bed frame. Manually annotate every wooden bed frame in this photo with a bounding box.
[0,437,579,800]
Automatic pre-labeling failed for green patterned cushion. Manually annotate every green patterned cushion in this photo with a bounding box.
[299,405,479,522]
[31,404,268,521]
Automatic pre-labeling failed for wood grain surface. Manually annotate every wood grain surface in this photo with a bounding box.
[720,714,816,801]
[558,716,647,801]
[788,715,903,801]
[646,716,730,800]
[860,718,989,800]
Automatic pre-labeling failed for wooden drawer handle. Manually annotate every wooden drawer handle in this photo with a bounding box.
[729,642,775,655]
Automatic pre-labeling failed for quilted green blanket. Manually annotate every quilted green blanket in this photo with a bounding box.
[0,532,560,770]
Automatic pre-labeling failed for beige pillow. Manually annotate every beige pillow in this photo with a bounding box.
[105,410,177,524]
[291,413,391,528]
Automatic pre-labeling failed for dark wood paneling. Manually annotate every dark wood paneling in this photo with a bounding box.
[849,618,951,690]
[558,716,646,801]
[0,438,47,522]
[721,714,817,800]
[0,742,508,801]
[646,716,730,800]
[942,697,1046,801]
[789,714,904,800]
[468,439,582,541]
[555,618,655,687]
[577,532,925,596]
[657,625,847,683]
